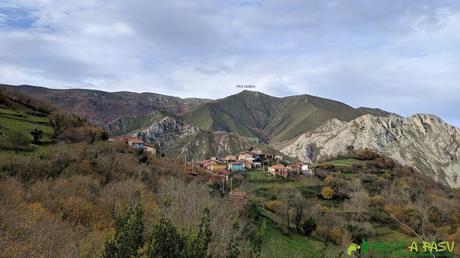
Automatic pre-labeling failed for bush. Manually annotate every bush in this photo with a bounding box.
[321,187,335,200]
[302,217,316,236]
[347,221,375,242]
[264,200,284,213]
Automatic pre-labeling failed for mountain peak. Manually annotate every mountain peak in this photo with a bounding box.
[237,90,274,97]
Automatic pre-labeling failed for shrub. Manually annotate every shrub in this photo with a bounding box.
[264,200,284,213]
[321,187,335,200]
[347,221,375,242]
[302,217,316,236]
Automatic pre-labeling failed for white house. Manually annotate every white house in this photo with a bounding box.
[302,163,315,176]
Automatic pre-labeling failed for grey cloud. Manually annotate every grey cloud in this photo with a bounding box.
[0,0,459,126]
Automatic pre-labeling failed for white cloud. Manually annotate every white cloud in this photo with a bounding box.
[0,0,459,126]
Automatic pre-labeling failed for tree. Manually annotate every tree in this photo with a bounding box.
[149,218,187,258]
[321,186,335,200]
[188,208,213,258]
[302,217,316,236]
[226,218,241,258]
[0,90,6,104]
[30,128,44,144]
[102,199,144,258]
[8,132,30,153]
[99,131,110,141]
[87,129,96,144]
[343,190,370,221]
[250,220,266,258]
[50,112,65,138]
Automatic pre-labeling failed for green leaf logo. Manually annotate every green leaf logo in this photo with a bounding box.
[347,243,361,256]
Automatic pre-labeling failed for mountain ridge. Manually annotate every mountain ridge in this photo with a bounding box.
[0,84,212,126]
[184,90,390,143]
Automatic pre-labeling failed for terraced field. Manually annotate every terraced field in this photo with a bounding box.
[0,104,54,152]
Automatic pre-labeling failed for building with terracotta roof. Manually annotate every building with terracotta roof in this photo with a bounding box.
[268,164,288,177]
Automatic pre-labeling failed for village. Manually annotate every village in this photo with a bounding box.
[111,135,316,200]
[189,150,316,200]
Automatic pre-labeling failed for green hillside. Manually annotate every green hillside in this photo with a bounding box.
[0,98,54,152]
[184,90,384,143]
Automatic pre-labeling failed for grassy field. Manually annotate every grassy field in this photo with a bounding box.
[0,104,54,152]
[259,218,343,258]
[241,170,346,257]
[328,158,362,167]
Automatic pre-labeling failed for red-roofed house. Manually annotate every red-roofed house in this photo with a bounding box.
[268,164,288,177]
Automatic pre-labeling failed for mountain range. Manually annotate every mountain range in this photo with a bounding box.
[0,84,210,126]
[1,84,458,187]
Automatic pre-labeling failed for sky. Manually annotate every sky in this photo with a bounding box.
[0,0,459,126]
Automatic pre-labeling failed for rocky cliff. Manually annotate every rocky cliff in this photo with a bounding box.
[135,116,259,160]
[281,114,460,187]
[136,116,200,150]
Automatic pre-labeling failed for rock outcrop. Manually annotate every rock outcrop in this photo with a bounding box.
[136,116,199,150]
[281,114,460,187]
[135,116,259,160]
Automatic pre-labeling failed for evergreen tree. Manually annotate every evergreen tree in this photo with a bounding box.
[188,208,212,258]
[249,221,266,258]
[226,218,240,258]
[102,198,144,258]
[148,218,187,258]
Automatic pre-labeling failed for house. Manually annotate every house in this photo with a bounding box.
[268,164,288,177]
[228,162,245,172]
[302,163,315,176]
[287,163,301,175]
[144,144,156,155]
[243,160,253,169]
[209,163,227,172]
[239,152,255,161]
[201,160,226,171]
[229,191,247,200]
[127,137,145,149]
[225,155,238,163]
[252,161,262,169]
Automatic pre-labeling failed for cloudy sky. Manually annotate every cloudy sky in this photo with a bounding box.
[0,0,459,126]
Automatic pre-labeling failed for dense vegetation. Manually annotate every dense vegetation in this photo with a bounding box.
[0,89,107,153]
[234,148,460,257]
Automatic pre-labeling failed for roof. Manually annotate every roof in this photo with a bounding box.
[210,163,226,166]
[128,139,144,144]
[269,164,285,169]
